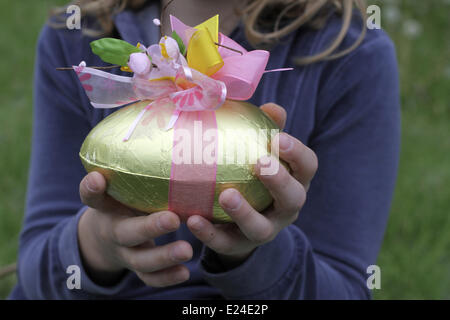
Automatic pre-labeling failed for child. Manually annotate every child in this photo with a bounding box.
[9,0,400,299]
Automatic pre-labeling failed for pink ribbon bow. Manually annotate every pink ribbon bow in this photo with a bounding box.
[74,17,291,140]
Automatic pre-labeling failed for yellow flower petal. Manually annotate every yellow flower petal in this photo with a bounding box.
[195,14,219,44]
[187,28,223,76]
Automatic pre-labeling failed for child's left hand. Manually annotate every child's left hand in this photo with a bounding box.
[186,103,318,269]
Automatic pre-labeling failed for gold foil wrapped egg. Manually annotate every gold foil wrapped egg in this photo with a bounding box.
[80,99,280,223]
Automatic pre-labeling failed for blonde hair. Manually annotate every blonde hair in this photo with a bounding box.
[50,0,367,65]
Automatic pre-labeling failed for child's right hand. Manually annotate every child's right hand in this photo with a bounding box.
[77,171,193,287]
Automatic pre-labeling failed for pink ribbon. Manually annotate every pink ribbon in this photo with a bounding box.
[168,110,218,221]
[73,65,225,115]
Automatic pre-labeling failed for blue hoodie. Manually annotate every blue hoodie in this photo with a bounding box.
[9,2,400,299]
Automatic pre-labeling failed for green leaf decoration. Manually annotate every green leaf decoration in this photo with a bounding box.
[90,38,142,66]
[171,31,186,56]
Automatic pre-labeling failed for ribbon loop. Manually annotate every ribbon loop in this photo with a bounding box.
[212,49,269,100]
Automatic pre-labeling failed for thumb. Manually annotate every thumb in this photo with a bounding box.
[79,171,113,211]
[260,103,287,130]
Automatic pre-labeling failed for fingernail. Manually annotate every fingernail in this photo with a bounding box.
[254,156,268,175]
[278,134,293,152]
[175,269,189,282]
[170,245,186,262]
[222,189,242,211]
[158,213,177,231]
[86,174,99,192]
[257,155,272,169]
[189,217,203,231]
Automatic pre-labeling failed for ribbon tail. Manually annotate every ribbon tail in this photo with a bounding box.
[72,65,178,109]
[73,65,139,108]
[123,102,154,141]
[165,109,181,131]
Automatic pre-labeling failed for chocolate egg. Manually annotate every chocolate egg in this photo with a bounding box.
[80,99,280,223]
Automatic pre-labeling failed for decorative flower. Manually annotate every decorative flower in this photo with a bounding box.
[72,14,291,140]
[128,52,152,76]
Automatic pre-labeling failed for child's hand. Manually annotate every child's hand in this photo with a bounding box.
[78,171,193,287]
[186,103,318,269]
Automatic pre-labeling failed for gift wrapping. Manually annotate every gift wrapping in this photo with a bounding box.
[71,14,291,223]
[80,99,279,223]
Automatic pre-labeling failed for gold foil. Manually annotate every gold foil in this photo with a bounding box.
[80,100,280,223]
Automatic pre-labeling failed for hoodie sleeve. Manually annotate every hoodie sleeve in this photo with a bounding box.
[16,25,133,299]
[200,32,400,300]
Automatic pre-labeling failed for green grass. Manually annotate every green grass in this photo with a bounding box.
[0,0,68,299]
[374,112,450,299]
[0,0,449,299]
[371,0,450,299]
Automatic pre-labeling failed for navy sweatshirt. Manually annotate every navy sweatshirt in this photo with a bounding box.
[9,2,400,299]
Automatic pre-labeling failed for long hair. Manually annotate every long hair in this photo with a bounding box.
[50,0,367,65]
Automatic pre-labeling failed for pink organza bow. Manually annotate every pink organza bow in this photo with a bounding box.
[73,61,227,139]
[170,15,284,101]
[73,16,291,140]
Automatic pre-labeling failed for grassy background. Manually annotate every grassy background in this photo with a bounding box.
[0,0,449,299]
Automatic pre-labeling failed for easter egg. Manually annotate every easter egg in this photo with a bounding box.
[79,99,281,223]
